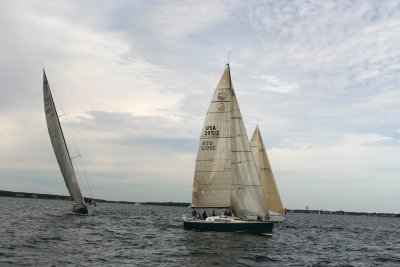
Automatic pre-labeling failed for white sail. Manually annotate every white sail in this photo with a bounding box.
[192,65,269,218]
[230,91,269,218]
[43,70,86,210]
[192,66,232,208]
[250,126,285,219]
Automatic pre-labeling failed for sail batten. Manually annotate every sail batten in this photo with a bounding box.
[43,70,86,209]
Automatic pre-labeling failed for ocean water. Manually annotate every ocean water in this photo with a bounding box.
[0,197,399,266]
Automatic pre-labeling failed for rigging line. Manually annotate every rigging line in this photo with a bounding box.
[73,147,93,200]
[70,154,81,160]
[71,152,93,199]
[80,156,94,199]
[79,149,93,199]
[46,72,94,201]
[50,86,67,121]
[74,159,92,200]
[59,104,94,200]
[62,113,94,200]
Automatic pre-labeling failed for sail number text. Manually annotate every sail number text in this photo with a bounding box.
[203,125,219,136]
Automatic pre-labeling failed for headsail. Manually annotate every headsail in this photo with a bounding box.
[43,70,86,210]
[230,89,268,218]
[250,126,284,218]
[192,65,269,218]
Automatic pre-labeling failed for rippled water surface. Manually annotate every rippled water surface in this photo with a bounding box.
[0,197,399,266]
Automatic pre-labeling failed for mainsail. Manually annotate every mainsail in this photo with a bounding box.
[43,70,86,211]
[192,65,269,218]
[250,126,285,218]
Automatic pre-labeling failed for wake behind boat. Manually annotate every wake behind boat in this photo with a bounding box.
[43,69,95,215]
[183,64,273,234]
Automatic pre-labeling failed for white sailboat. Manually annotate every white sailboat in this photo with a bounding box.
[43,69,95,215]
[250,126,285,222]
[183,64,273,234]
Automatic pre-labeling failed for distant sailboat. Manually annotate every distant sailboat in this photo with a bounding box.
[250,126,285,222]
[43,69,95,215]
[183,64,274,234]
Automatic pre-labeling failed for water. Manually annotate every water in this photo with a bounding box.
[0,197,399,266]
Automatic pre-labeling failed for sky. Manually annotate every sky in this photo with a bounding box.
[0,0,399,213]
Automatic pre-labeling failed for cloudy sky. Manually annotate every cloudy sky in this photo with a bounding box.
[0,0,399,213]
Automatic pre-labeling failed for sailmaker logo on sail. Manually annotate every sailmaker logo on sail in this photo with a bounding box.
[217,103,225,112]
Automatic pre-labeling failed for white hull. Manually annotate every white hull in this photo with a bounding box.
[270,214,285,222]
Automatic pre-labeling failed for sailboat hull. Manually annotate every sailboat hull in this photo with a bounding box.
[72,204,95,215]
[183,217,274,234]
[270,214,286,222]
[73,205,88,215]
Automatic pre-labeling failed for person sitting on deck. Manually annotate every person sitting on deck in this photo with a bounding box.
[192,209,197,218]
[224,209,232,216]
[202,210,207,219]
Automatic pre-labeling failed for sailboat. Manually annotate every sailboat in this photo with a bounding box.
[43,69,95,215]
[250,126,285,222]
[183,64,274,234]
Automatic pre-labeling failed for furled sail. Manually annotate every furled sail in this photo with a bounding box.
[43,70,85,210]
[250,126,284,218]
[192,65,269,218]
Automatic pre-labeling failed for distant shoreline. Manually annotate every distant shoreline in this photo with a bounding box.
[0,190,190,207]
[285,209,400,218]
[1,190,399,217]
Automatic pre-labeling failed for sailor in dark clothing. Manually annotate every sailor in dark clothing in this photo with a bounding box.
[212,210,216,216]
[192,209,197,217]
[226,209,232,216]
[202,210,207,219]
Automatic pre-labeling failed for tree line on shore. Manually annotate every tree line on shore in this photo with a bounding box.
[1,190,398,217]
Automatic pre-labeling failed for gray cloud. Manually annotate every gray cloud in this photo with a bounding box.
[0,0,399,211]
